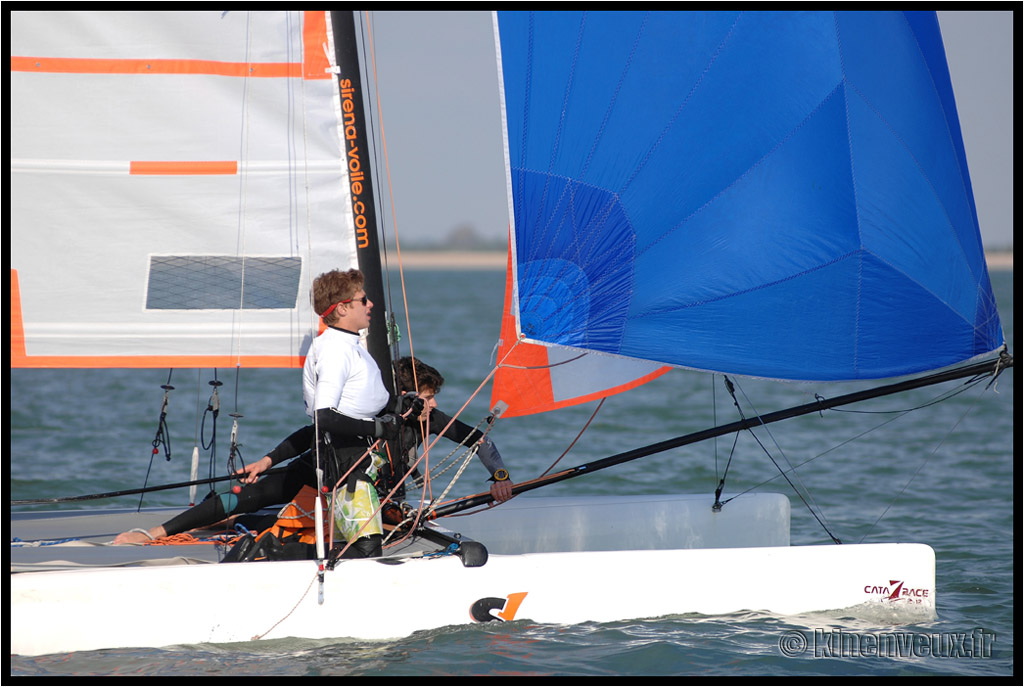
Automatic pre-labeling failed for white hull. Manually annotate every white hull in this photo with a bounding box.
[10,494,936,656]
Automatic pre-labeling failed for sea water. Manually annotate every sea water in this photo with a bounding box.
[9,267,1015,677]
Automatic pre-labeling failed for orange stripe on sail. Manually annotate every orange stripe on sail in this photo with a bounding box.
[302,11,331,80]
[10,354,305,370]
[10,270,27,360]
[10,56,302,78]
[129,161,237,175]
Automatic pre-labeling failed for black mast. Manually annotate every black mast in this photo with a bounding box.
[330,11,394,393]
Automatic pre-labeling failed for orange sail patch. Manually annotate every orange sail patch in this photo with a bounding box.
[490,249,556,416]
[10,56,303,78]
[129,161,238,175]
[490,241,670,418]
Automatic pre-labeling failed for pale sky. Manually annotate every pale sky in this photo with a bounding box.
[367,10,1014,250]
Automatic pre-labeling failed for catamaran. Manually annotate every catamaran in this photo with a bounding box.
[10,10,1010,656]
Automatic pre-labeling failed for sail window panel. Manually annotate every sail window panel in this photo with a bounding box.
[146,256,301,310]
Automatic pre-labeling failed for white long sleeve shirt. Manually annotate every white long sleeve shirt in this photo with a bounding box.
[302,327,389,421]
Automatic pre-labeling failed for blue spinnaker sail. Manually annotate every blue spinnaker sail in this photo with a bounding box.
[495,10,1003,381]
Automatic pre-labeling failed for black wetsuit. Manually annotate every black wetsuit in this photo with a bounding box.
[161,403,502,552]
[161,412,379,537]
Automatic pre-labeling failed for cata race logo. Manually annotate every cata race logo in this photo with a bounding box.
[863,579,931,604]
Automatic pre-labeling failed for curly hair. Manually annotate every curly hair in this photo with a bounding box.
[311,269,364,323]
[395,356,444,393]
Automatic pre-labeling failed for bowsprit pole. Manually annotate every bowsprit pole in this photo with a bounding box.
[427,352,1013,519]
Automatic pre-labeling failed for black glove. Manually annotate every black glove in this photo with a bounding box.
[374,413,403,440]
[401,392,425,421]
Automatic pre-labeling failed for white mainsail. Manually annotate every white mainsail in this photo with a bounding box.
[10,11,357,368]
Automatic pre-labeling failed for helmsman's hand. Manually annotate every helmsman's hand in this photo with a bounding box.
[235,455,272,485]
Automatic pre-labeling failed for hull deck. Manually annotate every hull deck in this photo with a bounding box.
[10,493,936,656]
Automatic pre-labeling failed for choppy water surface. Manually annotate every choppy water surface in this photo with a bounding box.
[10,268,1015,677]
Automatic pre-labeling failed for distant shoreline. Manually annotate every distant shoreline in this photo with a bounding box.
[389,250,1014,270]
[385,251,506,269]
[985,251,1014,270]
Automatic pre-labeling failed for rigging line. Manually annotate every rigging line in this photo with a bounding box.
[423,443,479,481]
[712,374,745,508]
[138,371,175,511]
[202,373,223,485]
[422,414,490,479]
[499,352,588,370]
[539,397,604,478]
[429,354,1012,520]
[191,370,204,451]
[232,362,241,416]
[716,373,992,505]
[390,446,435,550]
[413,413,438,525]
[201,372,220,452]
[303,15,326,501]
[384,410,499,546]
[712,431,742,511]
[359,10,419,381]
[11,467,290,505]
[328,439,421,562]
[399,361,510,523]
[418,344,520,457]
[824,375,988,414]
[428,444,480,512]
[722,410,911,503]
[347,13,404,397]
[190,369,204,505]
[232,12,257,368]
[713,374,719,480]
[723,376,840,542]
[856,381,991,545]
[733,378,827,513]
[739,418,842,543]
[251,569,320,642]
[385,343,523,528]
[415,416,502,523]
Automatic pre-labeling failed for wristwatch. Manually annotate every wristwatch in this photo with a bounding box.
[490,468,509,482]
